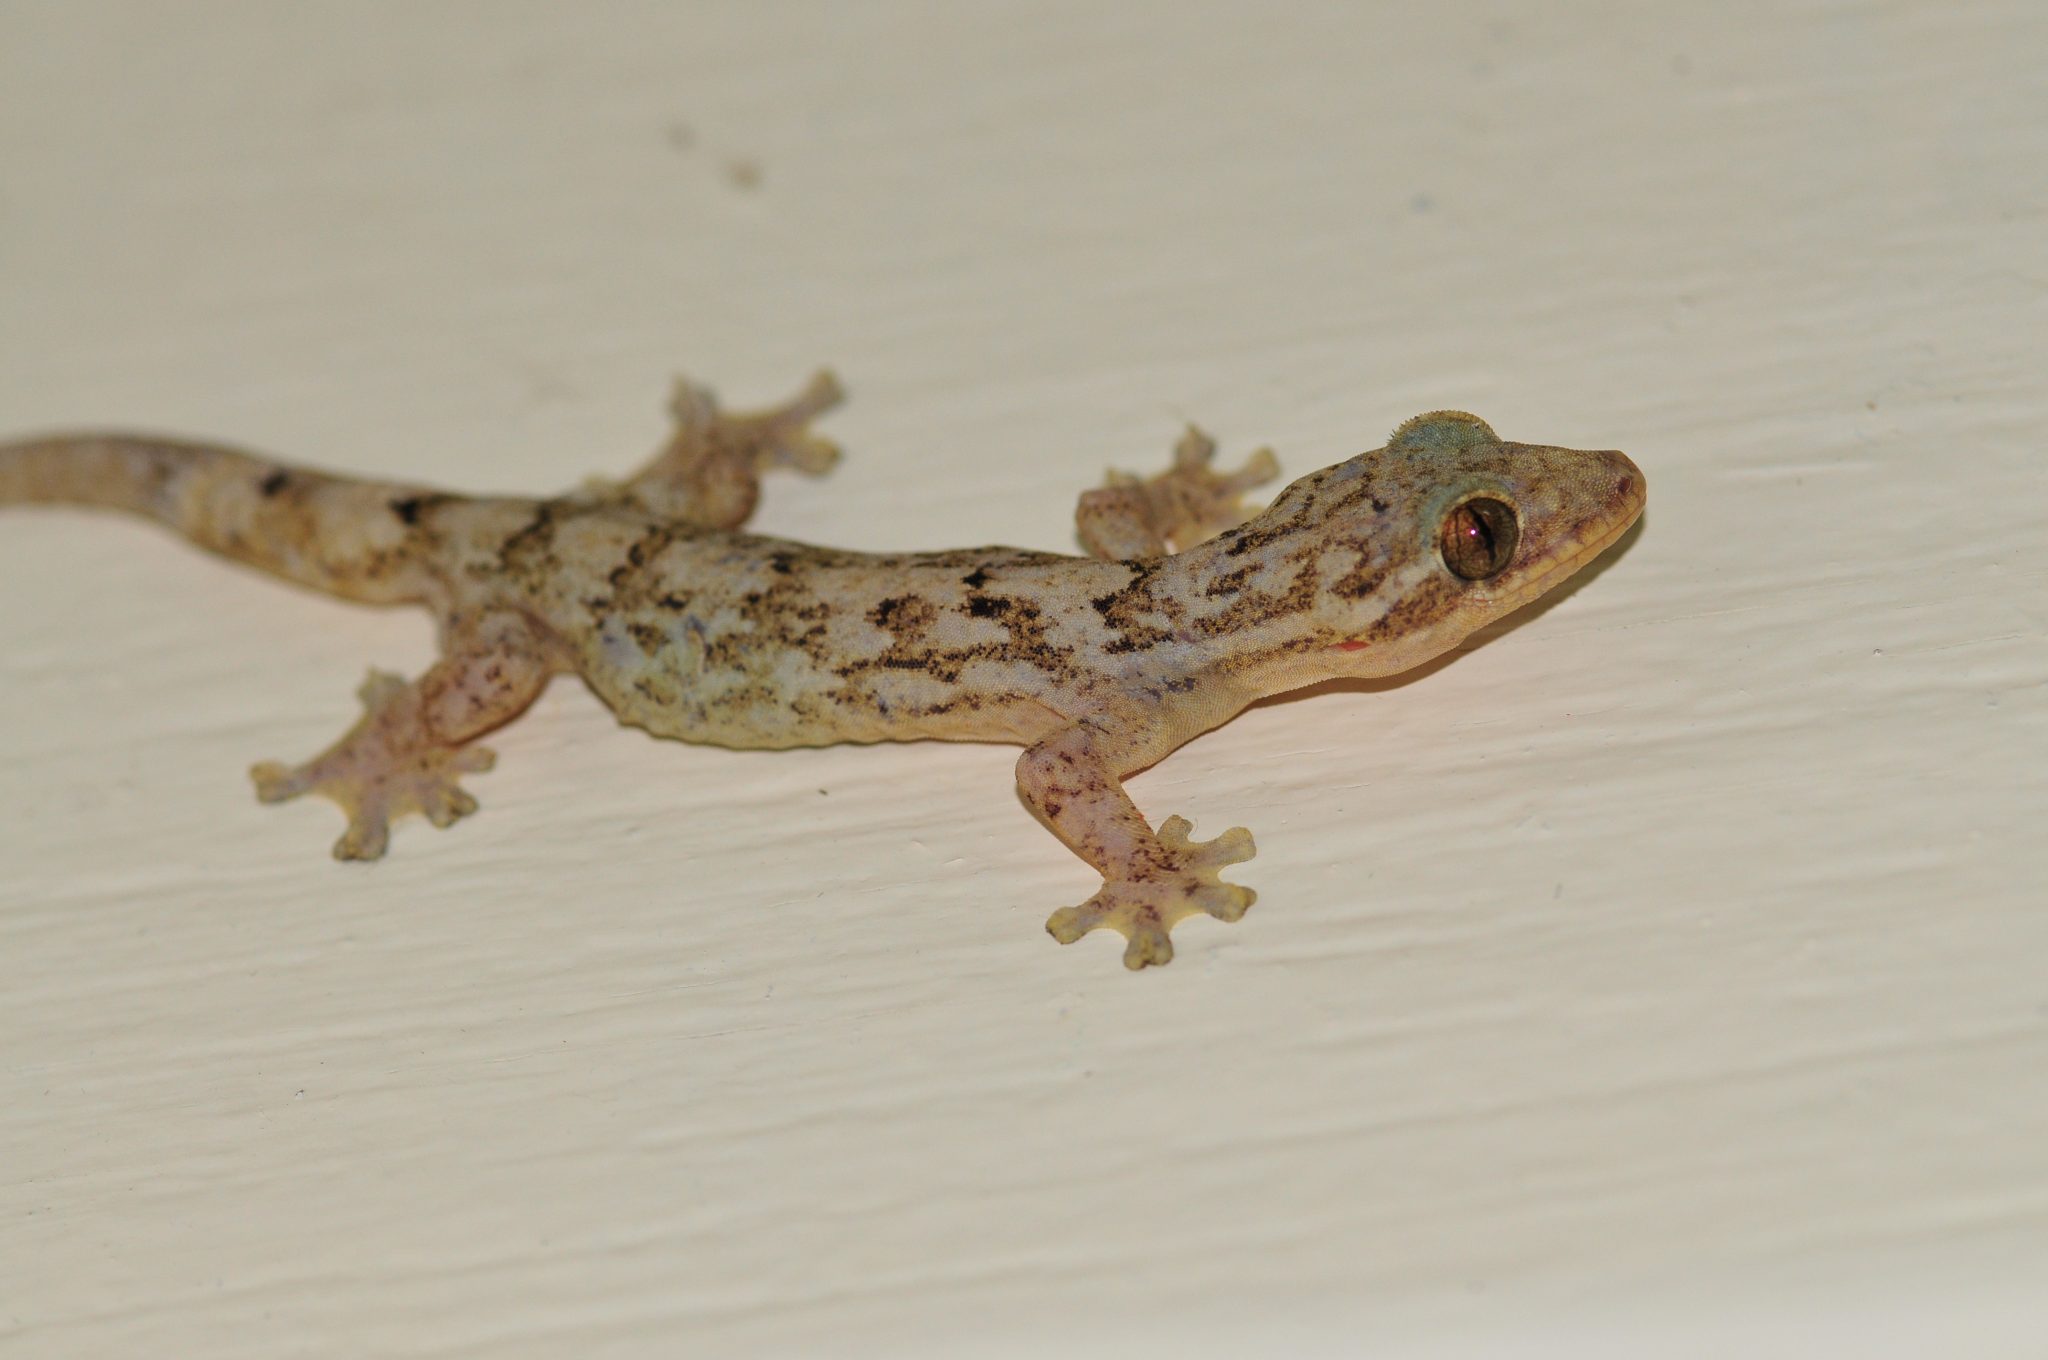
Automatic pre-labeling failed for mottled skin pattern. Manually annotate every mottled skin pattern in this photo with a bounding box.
[0,373,1644,968]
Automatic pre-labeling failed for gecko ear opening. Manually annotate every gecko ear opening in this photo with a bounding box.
[1388,410,1499,454]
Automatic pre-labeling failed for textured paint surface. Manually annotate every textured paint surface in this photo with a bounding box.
[2,2,2045,1356]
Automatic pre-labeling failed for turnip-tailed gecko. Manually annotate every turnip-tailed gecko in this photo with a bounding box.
[0,374,1643,967]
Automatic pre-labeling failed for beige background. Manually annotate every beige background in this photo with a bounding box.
[2,2,2044,1355]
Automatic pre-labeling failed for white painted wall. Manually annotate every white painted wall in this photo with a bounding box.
[3,3,2043,1354]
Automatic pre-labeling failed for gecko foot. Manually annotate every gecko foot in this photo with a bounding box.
[593,370,847,528]
[1079,428,1280,557]
[1044,816,1257,969]
[669,367,845,477]
[250,670,496,861]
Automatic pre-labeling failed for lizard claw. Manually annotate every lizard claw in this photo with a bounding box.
[1045,817,1257,969]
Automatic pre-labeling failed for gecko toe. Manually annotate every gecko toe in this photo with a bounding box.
[768,431,841,477]
[1157,816,1257,869]
[332,812,391,862]
[1045,902,1099,945]
[1227,447,1281,492]
[1121,923,1175,970]
[354,668,409,708]
[420,784,479,828]
[1199,881,1256,923]
[1170,426,1220,470]
[749,369,846,476]
[249,760,306,803]
[1198,826,1256,868]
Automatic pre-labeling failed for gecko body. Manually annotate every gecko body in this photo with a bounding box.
[1,374,1643,967]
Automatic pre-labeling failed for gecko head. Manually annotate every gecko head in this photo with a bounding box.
[1284,410,1644,675]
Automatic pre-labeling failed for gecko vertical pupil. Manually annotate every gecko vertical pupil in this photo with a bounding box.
[1439,497,1518,580]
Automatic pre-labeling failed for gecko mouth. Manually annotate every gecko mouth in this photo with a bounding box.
[1493,463,1645,615]
[1497,505,1637,612]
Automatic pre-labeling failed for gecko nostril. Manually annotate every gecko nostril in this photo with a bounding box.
[1617,475,1633,496]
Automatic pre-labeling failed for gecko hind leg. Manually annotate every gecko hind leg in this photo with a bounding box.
[250,612,556,860]
[1075,426,1280,559]
[588,370,845,529]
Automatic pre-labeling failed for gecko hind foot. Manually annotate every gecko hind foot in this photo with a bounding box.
[1044,816,1257,969]
[599,370,846,528]
[250,670,496,861]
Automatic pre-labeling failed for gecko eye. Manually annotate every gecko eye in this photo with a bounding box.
[1439,497,1518,580]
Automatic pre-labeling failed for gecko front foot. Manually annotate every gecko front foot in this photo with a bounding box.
[1045,816,1257,969]
[250,670,495,861]
[1078,427,1281,558]
[669,367,845,478]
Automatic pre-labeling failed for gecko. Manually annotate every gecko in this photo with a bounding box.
[0,373,1643,968]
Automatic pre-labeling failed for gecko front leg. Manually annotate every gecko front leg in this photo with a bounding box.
[250,611,558,860]
[1017,718,1256,969]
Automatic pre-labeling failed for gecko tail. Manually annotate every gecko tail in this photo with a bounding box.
[0,432,441,604]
